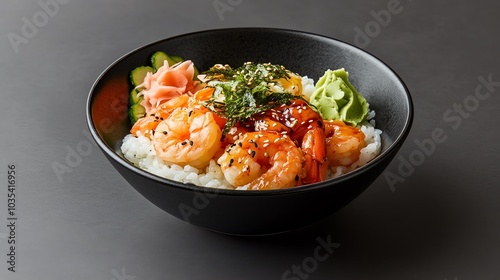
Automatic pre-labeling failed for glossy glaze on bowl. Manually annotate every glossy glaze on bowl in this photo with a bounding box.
[87,28,413,235]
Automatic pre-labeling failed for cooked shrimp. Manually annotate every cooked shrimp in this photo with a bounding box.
[152,107,222,169]
[131,86,214,139]
[190,87,227,130]
[218,131,304,190]
[301,128,328,184]
[324,120,366,167]
[131,94,190,139]
[252,99,327,184]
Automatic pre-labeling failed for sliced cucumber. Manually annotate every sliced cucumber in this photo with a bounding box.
[130,66,154,87]
[129,103,146,124]
[129,88,144,105]
[128,52,198,125]
[169,55,184,65]
[151,51,169,71]
[151,51,185,70]
[129,88,145,125]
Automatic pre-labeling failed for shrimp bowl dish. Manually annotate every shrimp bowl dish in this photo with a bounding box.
[121,59,382,191]
[87,28,413,235]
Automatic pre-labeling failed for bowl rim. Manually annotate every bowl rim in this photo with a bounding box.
[86,27,413,196]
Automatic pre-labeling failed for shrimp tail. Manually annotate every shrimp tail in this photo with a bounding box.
[301,128,327,184]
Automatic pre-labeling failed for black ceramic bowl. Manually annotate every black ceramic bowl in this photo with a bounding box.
[86,28,413,235]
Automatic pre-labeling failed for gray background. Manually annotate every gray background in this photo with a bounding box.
[1,0,499,279]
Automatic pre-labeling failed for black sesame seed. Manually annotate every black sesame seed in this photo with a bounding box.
[188,110,193,117]
[189,140,194,146]
[251,150,256,158]
[162,131,168,135]
[229,158,234,167]
[181,141,187,145]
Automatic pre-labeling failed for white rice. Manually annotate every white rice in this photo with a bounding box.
[120,134,234,189]
[121,117,382,190]
[301,76,316,99]
[120,76,383,190]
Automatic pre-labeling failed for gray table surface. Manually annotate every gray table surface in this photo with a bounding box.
[1,0,499,279]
